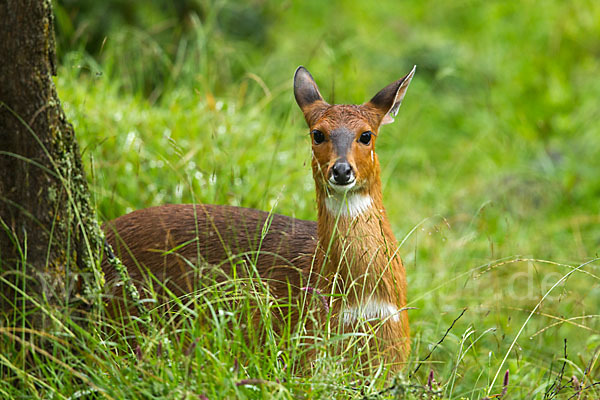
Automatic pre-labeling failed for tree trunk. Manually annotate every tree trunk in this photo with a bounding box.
[0,0,103,322]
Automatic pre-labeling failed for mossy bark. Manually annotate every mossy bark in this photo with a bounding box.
[0,0,104,323]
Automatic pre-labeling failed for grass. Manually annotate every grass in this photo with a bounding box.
[2,0,600,398]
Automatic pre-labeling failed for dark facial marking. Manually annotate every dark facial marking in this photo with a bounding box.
[330,127,355,159]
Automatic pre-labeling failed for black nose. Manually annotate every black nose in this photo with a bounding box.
[331,161,353,185]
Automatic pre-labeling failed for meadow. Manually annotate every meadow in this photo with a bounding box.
[3,0,599,398]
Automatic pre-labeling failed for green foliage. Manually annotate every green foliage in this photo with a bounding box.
[3,0,599,398]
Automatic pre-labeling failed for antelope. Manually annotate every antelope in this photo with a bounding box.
[102,65,415,370]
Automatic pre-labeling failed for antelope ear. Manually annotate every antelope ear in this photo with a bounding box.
[294,66,329,126]
[366,65,416,126]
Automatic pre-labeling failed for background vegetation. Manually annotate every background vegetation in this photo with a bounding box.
[4,0,599,398]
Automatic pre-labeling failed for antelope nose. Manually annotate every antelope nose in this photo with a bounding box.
[331,161,353,185]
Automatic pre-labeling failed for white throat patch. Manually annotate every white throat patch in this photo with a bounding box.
[325,193,373,218]
[342,299,400,325]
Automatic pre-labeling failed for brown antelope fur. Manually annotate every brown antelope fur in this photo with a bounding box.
[102,65,416,371]
[103,204,318,311]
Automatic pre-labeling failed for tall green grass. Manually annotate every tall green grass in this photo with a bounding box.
[1,0,599,398]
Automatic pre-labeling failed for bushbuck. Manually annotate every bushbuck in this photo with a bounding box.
[103,65,416,371]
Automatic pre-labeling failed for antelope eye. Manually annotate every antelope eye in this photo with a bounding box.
[312,129,325,144]
[359,131,373,145]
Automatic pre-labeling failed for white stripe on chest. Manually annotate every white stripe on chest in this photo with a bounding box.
[342,299,400,325]
[325,193,373,218]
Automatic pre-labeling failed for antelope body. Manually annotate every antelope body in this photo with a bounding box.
[103,65,415,370]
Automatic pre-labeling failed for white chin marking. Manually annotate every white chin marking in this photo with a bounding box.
[325,192,373,218]
[342,299,400,325]
[328,179,356,193]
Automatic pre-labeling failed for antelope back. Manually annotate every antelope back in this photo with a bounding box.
[102,204,318,301]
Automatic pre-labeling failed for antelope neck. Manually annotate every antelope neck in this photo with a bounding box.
[315,176,405,308]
